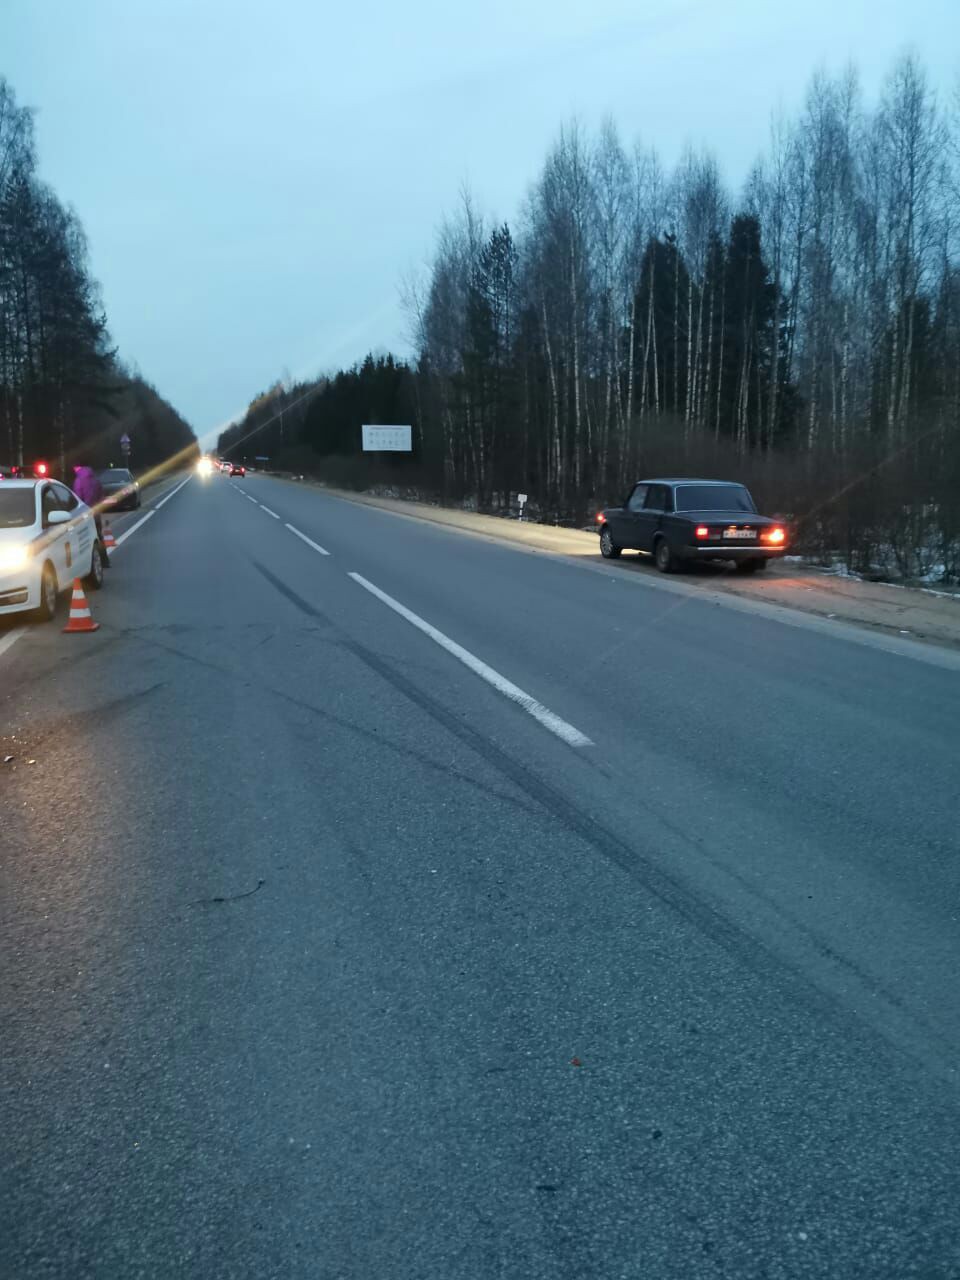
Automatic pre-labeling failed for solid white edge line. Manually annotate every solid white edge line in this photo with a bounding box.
[0,626,25,661]
[113,509,156,547]
[284,523,330,555]
[153,475,192,510]
[348,572,593,748]
[259,505,280,518]
[110,472,189,551]
[0,483,189,638]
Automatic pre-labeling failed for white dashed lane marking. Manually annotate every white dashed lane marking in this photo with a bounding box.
[284,524,330,556]
[348,572,593,749]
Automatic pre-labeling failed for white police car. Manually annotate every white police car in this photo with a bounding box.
[0,478,106,621]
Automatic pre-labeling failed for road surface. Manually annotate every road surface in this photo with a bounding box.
[2,470,959,1279]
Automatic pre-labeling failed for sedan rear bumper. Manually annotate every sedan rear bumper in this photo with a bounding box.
[685,545,786,561]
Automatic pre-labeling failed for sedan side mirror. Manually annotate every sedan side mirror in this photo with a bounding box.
[47,510,71,525]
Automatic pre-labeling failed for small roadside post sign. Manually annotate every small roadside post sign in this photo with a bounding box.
[361,425,412,452]
[517,492,528,521]
[120,433,131,458]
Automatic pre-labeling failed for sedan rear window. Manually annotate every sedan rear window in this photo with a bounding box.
[0,489,35,528]
[675,484,756,513]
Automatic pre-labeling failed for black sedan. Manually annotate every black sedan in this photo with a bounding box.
[597,478,788,573]
[99,467,141,511]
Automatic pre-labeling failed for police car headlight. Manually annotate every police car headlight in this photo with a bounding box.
[0,544,30,573]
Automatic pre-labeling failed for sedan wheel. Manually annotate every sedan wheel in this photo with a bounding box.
[35,563,58,622]
[85,544,105,591]
[599,526,621,559]
[655,538,677,573]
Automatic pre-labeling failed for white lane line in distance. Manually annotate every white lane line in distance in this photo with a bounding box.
[113,509,156,547]
[285,523,330,555]
[153,475,192,510]
[259,505,280,518]
[0,627,25,662]
[348,572,593,749]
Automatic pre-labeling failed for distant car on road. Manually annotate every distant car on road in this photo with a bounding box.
[0,478,106,620]
[597,478,788,574]
[99,467,141,511]
[229,464,246,477]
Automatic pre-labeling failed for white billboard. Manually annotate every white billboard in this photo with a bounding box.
[361,425,412,452]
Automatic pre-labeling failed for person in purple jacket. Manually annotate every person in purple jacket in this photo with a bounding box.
[72,464,103,510]
[72,465,109,562]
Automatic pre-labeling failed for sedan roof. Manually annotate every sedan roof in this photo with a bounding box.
[637,477,748,486]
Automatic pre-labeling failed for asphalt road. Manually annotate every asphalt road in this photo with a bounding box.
[2,470,959,1279]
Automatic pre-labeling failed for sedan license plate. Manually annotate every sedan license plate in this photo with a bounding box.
[723,528,756,540]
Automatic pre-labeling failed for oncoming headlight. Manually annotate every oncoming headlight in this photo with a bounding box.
[0,544,30,573]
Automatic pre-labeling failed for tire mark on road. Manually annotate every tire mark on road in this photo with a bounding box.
[248,557,960,1086]
[119,625,546,822]
[1,682,166,753]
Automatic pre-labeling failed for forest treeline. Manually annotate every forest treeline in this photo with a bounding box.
[0,78,195,475]
[221,54,960,580]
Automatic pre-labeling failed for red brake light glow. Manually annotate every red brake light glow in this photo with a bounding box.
[34,461,48,476]
[695,525,709,539]
[764,526,786,545]
[596,512,606,523]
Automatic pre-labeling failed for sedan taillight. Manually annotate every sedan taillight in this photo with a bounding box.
[762,526,786,545]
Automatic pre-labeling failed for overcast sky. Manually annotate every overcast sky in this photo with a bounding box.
[4,0,958,441]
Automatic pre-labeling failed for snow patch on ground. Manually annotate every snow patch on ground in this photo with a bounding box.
[819,560,863,581]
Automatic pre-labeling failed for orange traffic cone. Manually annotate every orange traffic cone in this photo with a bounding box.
[62,579,100,633]
[102,523,117,550]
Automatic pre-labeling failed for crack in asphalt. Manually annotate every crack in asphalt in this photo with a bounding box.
[190,878,266,907]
